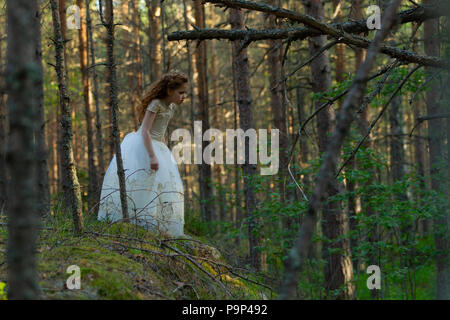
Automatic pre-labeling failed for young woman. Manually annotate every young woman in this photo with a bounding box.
[98,70,188,237]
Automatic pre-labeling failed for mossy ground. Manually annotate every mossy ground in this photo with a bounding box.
[0,209,272,300]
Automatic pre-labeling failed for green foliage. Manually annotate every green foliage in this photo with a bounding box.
[193,122,446,299]
[0,281,6,300]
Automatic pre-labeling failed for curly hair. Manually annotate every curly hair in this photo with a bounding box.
[138,70,188,124]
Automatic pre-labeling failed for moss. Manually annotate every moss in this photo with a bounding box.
[37,242,145,299]
[0,213,270,300]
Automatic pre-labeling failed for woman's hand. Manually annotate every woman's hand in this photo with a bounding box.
[149,155,159,171]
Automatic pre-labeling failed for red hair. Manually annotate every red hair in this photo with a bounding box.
[138,70,188,123]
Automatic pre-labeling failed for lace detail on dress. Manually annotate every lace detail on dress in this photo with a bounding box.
[144,99,175,142]
[146,99,161,113]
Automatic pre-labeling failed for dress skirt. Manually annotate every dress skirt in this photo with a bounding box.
[97,129,184,237]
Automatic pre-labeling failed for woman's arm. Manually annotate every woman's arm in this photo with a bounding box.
[141,109,159,170]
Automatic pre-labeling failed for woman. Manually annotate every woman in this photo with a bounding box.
[98,70,188,237]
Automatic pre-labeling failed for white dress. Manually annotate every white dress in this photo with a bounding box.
[97,99,185,237]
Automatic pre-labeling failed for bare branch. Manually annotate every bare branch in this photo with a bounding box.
[273,39,340,90]
[205,0,449,33]
[168,0,450,68]
[409,113,450,136]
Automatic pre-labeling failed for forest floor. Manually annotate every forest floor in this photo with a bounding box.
[0,207,437,300]
[0,210,271,300]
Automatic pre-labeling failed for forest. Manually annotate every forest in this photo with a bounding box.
[0,0,449,301]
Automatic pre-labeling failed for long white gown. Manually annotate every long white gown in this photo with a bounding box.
[97,99,185,237]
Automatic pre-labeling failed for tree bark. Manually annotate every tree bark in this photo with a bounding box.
[104,0,114,161]
[230,7,261,271]
[131,0,143,131]
[306,0,354,300]
[231,43,243,248]
[389,95,407,192]
[182,0,195,218]
[50,0,84,234]
[146,0,162,82]
[170,1,450,69]
[423,0,449,299]
[194,0,215,222]
[78,0,99,215]
[101,0,129,220]
[34,2,51,218]
[0,11,8,215]
[85,0,105,182]
[333,0,346,85]
[6,0,42,299]
[209,5,226,222]
[56,0,67,197]
[267,0,289,205]
[352,0,366,72]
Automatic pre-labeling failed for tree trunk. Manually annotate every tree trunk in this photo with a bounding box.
[121,0,141,131]
[34,0,51,217]
[182,0,195,218]
[56,0,67,197]
[0,11,8,215]
[78,0,99,215]
[230,7,261,271]
[231,43,242,248]
[333,0,346,85]
[350,0,367,277]
[352,0,366,70]
[389,95,407,193]
[50,0,84,234]
[209,5,226,222]
[85,0,105,183]
[267,0,289,207]
[104,1,114,161]
[102,0,129,220]
[193,0,215,222]
[296,86,315,259]
[306,0,354,299]
[424,0,449,299]
[145,0,162,82]
[131,0,143,131]
[5,0,42,299]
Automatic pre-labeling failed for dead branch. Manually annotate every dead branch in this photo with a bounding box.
[417,113,450,121]
[205,0,449,34]
[159,242,234,297]
[168,27,449,69]
[409,113,450,136]
[169,1,450,68]
[273,39,340,90]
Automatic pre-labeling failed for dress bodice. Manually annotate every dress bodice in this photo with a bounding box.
[139,99,175,142]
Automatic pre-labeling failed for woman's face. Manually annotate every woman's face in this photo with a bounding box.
[168,82,188,105]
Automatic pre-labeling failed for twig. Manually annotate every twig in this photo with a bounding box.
[409,113,450,136]
[409,69,442,105]
[336,65,422,177]
[160,242,234,297]
[273,39,340,90]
